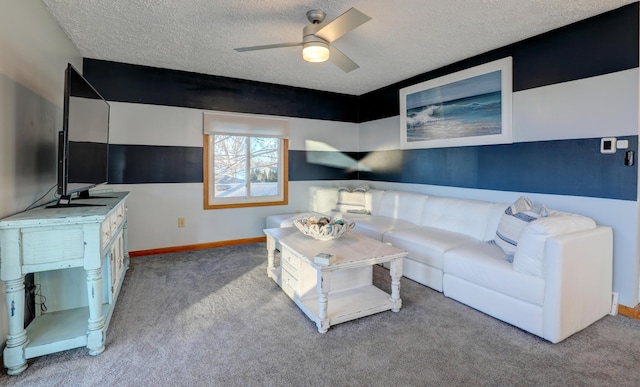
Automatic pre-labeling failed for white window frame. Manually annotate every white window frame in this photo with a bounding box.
[203,111,289,209]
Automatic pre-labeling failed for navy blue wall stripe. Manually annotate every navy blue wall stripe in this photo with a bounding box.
[109,144,202,184]
[288,150,359,181]
[511,3,638,92]
[84,59,359,123]
[109,138,638,200]
[107,146,359,184]
[357,137,638,201]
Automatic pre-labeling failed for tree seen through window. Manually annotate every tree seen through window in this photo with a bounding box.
[214,135,279,198]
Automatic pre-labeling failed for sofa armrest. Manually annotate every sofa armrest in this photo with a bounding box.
[542,226,613,343]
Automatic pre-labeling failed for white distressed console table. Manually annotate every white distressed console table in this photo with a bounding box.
[0,191,130,375]
[264,227,405,333]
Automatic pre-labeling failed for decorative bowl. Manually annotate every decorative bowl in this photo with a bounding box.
[292,216,356,241]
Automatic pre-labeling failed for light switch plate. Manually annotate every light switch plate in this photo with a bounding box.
[600,137,617,154]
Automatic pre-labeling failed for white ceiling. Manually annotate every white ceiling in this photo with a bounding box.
[42,0,636,96]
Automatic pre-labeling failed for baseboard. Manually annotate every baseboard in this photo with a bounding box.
[618,303,640,320]
[129,236,266,257]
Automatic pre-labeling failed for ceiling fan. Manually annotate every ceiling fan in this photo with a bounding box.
[234,8,371,73]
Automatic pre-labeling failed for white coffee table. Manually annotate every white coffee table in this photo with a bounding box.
[264,227,406,333]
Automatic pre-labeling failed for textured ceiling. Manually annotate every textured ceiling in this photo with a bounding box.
[42,0,636,95]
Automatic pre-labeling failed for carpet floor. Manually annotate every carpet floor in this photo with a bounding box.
[1,242,640,386]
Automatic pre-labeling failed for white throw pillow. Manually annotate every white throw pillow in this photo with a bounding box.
[352,184,370,193]
[334,190,367,214]
[494,196,548,259]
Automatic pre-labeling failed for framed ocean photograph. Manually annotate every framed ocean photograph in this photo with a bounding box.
[400,57,512,149]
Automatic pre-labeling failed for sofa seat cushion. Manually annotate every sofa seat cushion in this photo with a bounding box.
[383,226,477,269]
[351,216,417,241]
[443,241,545,306]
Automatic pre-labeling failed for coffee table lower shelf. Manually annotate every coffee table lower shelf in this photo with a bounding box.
[297,285,395,327]
[268,261,401,333]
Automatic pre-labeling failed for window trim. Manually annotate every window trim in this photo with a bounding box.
[203,134,288,210]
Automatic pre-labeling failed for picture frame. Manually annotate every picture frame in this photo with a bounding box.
[399,57,512,149]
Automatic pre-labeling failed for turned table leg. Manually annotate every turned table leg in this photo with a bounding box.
[86,268,105,356]
[389,258,403,312]
[266,234,276,280]
[316,270,331,333]
[4,277,28,375]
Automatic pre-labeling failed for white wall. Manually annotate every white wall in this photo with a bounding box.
[359,69,640,307]
[107,102,359,252]
[0,0,82,351]
[512,69,638,142]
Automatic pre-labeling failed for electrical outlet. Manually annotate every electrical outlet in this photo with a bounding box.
[178,217,185,228]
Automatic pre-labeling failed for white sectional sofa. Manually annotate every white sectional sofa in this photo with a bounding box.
[265,187,614,343]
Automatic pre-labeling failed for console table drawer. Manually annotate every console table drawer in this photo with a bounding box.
[101,220,111,248]
[281,269,297,299]
[110,203,125,232]
[101,202,126,250]
[281,248,300,272]
[21,226,84,268]
[282,259,298,279]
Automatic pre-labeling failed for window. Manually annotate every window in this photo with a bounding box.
[203,112,288,209]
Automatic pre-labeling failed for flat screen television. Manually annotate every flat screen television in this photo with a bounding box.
[52,64,110,207]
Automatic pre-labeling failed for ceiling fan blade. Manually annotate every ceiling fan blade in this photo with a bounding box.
[234,42,302,52]
[315,7,371,43]
[329,45,359,73]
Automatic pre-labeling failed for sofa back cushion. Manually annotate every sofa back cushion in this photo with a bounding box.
[334,190,367,213]
[513,210,597,277]
[420,196,507,241]
[377,191,427,225]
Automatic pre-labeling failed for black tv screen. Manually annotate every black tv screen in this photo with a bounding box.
[57,64,110,199]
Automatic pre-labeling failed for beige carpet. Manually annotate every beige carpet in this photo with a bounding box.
[2,242,640,386]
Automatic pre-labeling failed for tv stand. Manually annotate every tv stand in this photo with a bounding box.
[0,192,130,375]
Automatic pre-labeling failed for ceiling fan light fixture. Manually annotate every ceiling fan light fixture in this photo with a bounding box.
[302,41,330,62]
[235,8,370,72]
